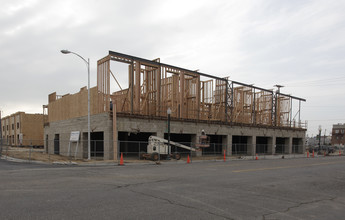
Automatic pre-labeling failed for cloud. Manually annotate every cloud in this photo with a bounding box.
[1,0,345,135]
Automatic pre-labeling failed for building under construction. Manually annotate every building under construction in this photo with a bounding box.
[44,51,306,160]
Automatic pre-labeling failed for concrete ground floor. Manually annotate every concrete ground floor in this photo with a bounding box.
[44,113,306,160]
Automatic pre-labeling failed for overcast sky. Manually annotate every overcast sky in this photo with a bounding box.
[1,0,345,136]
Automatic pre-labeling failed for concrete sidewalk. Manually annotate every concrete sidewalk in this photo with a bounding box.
[2,153,333,167]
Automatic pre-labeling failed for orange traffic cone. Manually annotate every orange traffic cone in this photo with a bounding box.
[223,150,226,162]
[255,154,258,160]
[119,153,124,166]
[187,155,190,164]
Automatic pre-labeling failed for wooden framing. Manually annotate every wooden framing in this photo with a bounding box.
[95,51,306,128]
[232,86,254,124]
[276,95,291,127]
[255,90,273,125]
[46,51,305,129]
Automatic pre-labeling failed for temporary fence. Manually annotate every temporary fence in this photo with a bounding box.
[0,138,309,163]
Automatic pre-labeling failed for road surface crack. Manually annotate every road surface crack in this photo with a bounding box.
[110,179,169,189]
[262,197,336,219]
[129,189,234,220]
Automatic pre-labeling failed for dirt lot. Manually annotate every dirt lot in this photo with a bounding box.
[1,146,83,163]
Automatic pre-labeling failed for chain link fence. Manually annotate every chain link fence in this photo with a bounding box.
[0,138,311,163]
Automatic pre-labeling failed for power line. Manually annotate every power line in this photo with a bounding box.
[284,76,345,87]
[306,119,345,121]
[304,105,345,108]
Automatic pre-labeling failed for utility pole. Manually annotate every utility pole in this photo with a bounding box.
[274,85,284,126]
[318,125,322,152]
[323,129,326,145]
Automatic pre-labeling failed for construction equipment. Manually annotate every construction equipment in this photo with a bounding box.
[195,129,210,148]
[140,136,200,161]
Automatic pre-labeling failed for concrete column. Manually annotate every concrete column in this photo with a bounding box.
[301,137,306,154]
[156,131,164,139]
[112,104,118,161]
[288,137,293,154]
[268,136,276,155]
[223,134,232,156]
[192,134,202,157]
[104,130,112,160]
[248,136,256,156]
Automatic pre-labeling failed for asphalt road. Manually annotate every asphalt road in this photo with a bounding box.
[1,157,345,220]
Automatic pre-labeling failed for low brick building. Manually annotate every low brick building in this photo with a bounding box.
[331,123,345,146]
[1,112,47,147]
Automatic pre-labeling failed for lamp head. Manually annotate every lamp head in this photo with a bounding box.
[167,108,171,115]
[61,49,71,54]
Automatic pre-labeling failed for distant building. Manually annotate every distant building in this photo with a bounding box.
[331,123,345,146]
[307,135,331,147]
[1,112,47,147]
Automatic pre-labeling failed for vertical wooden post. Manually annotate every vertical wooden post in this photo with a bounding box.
[145,68,149,115]
[252,88,256,125]
[156,66,161,117]
[180,72,184,118]
[196,76,200,120]
[129,63,134,114]
[201,81,204,120]
[134,62,141,114]
[106,60,110,112]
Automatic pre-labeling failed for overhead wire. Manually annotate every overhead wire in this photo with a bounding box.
[283,75,345,87]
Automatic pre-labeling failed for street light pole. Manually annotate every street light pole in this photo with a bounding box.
[318,125,322,152]
[61,49,91,160]
[167,108,171,160]
[274,85,284,126]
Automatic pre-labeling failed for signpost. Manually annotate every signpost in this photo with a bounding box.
[68,131,80,159]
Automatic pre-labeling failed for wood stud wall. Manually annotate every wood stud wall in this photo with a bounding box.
[46,52,305,129]
[94,53,303,128]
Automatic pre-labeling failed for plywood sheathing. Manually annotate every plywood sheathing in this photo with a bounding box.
[47,87,100,123]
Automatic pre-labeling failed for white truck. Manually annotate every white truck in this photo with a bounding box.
[141,136,200,161]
